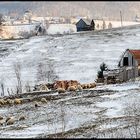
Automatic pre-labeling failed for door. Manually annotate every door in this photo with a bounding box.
[123,57,128,66]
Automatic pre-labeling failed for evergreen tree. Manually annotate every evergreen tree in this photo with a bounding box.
[97,62,108,79]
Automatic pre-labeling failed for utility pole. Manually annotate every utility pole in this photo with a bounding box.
[120,11,123,27]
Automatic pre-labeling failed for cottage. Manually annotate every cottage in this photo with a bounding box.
[76,18,95,32]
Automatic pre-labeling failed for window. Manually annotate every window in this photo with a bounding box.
[123,57,128,66]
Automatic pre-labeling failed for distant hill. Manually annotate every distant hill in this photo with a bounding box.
[0,1,140,21]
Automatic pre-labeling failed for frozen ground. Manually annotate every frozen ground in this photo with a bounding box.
[0,82,140,138]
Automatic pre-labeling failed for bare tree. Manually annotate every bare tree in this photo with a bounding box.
[36,62,47,82]
[11,88,14,95]
[7,88,11,96]
[13,62,22,94]
[0,82,5,97]
[0,77,5,97]
[36,61,58,83]
[24,81,31,92]
[47,62,59,83]
[123,98,140,138]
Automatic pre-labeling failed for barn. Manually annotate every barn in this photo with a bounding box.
[118,49,140,68]
[118,49,140,80]
[76,18,95,32]
[103,49,140,84]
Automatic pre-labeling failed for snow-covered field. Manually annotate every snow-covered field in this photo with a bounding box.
[0,82,140,138]
[47,24,76,34]
[0,23,140,138]
[0,25,140,94]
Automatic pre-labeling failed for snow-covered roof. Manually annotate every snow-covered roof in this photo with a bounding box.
[82,19,91,25]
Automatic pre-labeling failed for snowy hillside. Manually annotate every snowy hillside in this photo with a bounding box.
[47,24,76,35]
[0,25,140,94]
[0,23,140,139]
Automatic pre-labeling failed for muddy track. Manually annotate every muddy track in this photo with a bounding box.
[0,89,116,106]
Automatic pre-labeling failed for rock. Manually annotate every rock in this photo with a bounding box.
[40,98,47,103]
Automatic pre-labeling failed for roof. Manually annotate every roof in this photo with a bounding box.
[82,19,91,25]
[129,49,140,65]
[76,18,92,26]
[129,49,140,59]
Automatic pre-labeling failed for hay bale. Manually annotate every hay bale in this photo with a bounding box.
[0,119,5,126]
[18,124,28,129]
[34,101,39,108]
[14,98,22,104]
[6,116,14,123]
[40,98,47,103]
[40,85,49,91]
[90,83,96,88]
[82,84,88,89]
[77,85,83,91]
[0,99,5,105]
[3,100,7,105]
[87,84,91,89]
[19,115,26,121]
[6,118,15,125]
[0,115,3,120]
[68,86,77,91]
[57,88,66,93]
[7,99,14,105]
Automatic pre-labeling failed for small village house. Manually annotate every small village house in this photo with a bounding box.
[76,18,95,32]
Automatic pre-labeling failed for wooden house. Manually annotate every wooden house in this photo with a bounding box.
[76,18,95,32]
